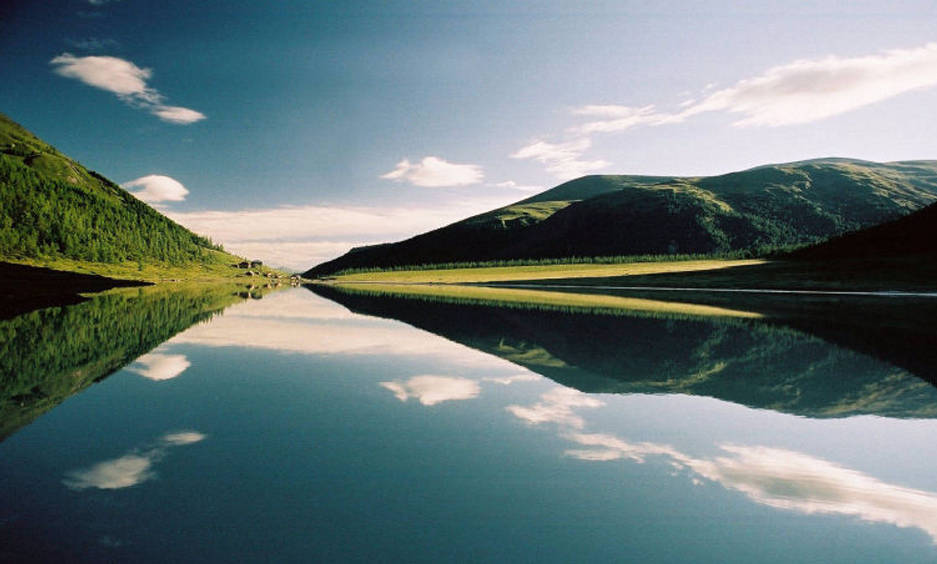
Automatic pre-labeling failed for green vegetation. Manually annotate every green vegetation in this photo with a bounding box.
[0,113,244,275]
[306,158,937,276]
[311,284,937,418]
[0,283,268,441]
[325,258,765,284]
[326,282,762,319]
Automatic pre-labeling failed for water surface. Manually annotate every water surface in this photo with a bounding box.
[1,286,936,562]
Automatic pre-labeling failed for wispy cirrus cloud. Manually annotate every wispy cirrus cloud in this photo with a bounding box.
[517,42,937,179]
[510,138,610,181]
[380,156,484,187]
[122,174,190,203]
[573,42,937,133]
[50,53,205,124]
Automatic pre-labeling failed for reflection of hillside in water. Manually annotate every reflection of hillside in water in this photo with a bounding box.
[309,284,937,419]
[0,284,264,441]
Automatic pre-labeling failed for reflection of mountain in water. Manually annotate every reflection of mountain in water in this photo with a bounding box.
[0,285,253,441]
[309,284,937,419]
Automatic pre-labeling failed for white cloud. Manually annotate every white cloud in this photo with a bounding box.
[380,375,481,406]
[127,352,191,381]
[122,175,189,203]
[151,105,207,125]
[681,42,937,126]
[63,430,205,491]
[571,104,674,134]
[380,156,484,187]
[50,53,205,124]
[166,196,515,271]
[510,138,610,180]
[492,180,544,193]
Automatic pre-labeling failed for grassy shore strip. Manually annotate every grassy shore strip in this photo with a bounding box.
[329,282,763,319]
[327,258,766,284]
[3,251,287,283]
[508,258,937,292]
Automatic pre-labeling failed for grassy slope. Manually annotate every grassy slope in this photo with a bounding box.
[306,159,937,276]
[0,112,249,280]
[326,258,765,283]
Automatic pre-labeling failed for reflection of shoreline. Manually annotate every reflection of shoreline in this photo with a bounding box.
[309,284,937,419]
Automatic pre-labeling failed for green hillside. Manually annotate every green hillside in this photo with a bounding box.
[306,159,937,276]
[0,113,237,269]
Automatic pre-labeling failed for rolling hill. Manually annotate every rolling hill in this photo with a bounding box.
[0,112,236,269]
[305,159,937,276]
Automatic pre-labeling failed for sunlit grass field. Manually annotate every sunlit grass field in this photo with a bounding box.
[328,282,762,319]
[4,250,285,283]
[327,258,766,284]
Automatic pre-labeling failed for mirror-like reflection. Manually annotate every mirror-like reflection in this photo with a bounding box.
[2,286,937,562]
[0,283,277,441]
[309,283,937,418]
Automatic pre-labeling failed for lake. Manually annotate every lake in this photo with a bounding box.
[2,283,937,562]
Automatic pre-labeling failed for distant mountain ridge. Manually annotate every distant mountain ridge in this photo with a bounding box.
[306,158,937,276]
[0,112,233,267]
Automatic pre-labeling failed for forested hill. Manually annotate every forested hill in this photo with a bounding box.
[305,158,937,276]
[0,113,232,266]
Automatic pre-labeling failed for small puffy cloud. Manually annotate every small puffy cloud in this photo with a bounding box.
[122,175,189,203]
[152,105,206,125]
[380,375,481,406]
[381,156,484,187]
[127,353,191,381]
[510,138,610,180]
[51,53,153,98]
[50,53,205,124]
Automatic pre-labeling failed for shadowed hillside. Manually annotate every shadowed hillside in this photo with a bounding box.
[309,283,937,419]
[306,159,937,276]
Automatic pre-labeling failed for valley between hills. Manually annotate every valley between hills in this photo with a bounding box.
[2,109,937,319]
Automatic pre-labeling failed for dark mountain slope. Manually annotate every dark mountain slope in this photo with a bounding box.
[306,158,937,276]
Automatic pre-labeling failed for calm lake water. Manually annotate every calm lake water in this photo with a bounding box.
[2,284,937,562]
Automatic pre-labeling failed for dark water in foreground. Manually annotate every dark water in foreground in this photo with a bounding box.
[1,284,937,562]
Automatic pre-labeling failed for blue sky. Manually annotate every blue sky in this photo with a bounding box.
[3,0,937,269]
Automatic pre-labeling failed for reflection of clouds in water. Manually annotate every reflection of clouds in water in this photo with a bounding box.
[381,375,481,406]
[506,387,603,429]
[566,434,937,543]
[63,431,206,491]
[510,386,937,543]
[171,292,516,369]
[483,374,541,385]
[128,353,190,381]
[63,454,153,491]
